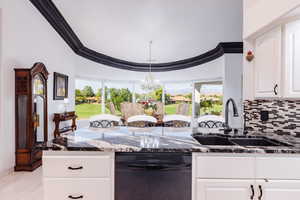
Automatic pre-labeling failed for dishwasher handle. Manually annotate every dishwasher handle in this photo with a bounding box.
[127,163,190,170]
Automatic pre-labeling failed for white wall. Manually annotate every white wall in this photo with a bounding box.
[223,54,243,128]
[75,55,224,83]
[0,0,76,175]
[244,0,300,39]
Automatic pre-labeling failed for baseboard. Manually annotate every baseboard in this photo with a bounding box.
[0,167,14,179]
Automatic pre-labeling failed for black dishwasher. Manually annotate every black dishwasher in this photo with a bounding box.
[115,152,192,200]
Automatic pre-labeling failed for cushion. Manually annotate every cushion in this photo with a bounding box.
[127,115,157,123]
[163,114,191,123]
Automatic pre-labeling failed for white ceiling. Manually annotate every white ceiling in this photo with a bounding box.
[53,0,243,63]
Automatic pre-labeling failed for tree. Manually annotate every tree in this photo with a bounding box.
[107,88,132,111]
[81,86,95,97]
[154,88,163,101]
[75,89,82,97]
[185,93,192,100]
[150,88,172,104]
[96,88,102,97]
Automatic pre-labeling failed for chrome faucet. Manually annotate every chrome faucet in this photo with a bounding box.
[223,98,239,134]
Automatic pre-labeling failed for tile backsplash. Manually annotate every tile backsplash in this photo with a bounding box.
[244,100,300,136]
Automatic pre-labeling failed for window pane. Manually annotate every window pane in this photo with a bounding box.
[135,83,163,116]
[105,81,133,116]
[198,83,223,116]
[165,82,192,116]
[75,79,102,119]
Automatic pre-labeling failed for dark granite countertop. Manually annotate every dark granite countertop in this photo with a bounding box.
[38,127,300,154]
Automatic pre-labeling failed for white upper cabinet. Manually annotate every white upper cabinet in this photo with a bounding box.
[284,20,300,98]
[252,19,300,99]
[254,26,282,98]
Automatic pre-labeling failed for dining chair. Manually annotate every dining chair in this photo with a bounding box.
[197,115,225,128]
[176,103,190,115]
[154,102,164,121]
[163,103,191,127]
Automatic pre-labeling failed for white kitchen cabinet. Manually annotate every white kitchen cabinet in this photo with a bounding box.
[194,155,255,179]
[284,20,300,98]
[44,178,112,200]
[193,154,300,200]
[255,156,300,180]
[250,19,300,99]
[195,179,255,200]
[192,154,256,200]
[256,180,300,200]
[43,153,112,178]
[43,151,114,200]
[254,26,282,98]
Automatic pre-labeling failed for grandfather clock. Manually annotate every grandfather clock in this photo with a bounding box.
[14,63,49,171]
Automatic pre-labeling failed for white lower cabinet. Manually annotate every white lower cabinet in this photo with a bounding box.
[195,179,254,200]
[43,151,114,200]
[193,154,300,200]
[256,180,300,200]
[44,178,112,200]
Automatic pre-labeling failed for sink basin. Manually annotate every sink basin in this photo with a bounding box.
[193,134,293,147]
[230,138,292,147]
[193,135,235,146]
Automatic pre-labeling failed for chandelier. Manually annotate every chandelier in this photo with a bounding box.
[141,41,160,92]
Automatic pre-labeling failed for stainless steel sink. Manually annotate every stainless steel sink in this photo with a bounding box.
[193,134,293,147]
[229,137,292,147]
[193,135,235,146]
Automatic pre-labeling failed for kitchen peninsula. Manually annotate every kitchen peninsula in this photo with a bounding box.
[41,127,300,200]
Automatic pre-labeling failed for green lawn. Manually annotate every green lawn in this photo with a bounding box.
[165,104,192,115]
[75,103,107,119]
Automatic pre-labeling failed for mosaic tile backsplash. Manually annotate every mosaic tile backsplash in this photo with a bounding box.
[244,100,300,136]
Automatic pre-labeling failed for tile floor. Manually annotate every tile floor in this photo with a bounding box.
[0,168,43,200]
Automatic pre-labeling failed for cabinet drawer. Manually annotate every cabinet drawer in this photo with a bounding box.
[43,153,112,178]
[256,156,300,179]
[194,155,255,179]
[44,178,112,200]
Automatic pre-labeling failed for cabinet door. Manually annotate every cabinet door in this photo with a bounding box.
[256,180,300,200]
[195,179,254,200]
[254,27,282,98]
[285,20,300,97]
